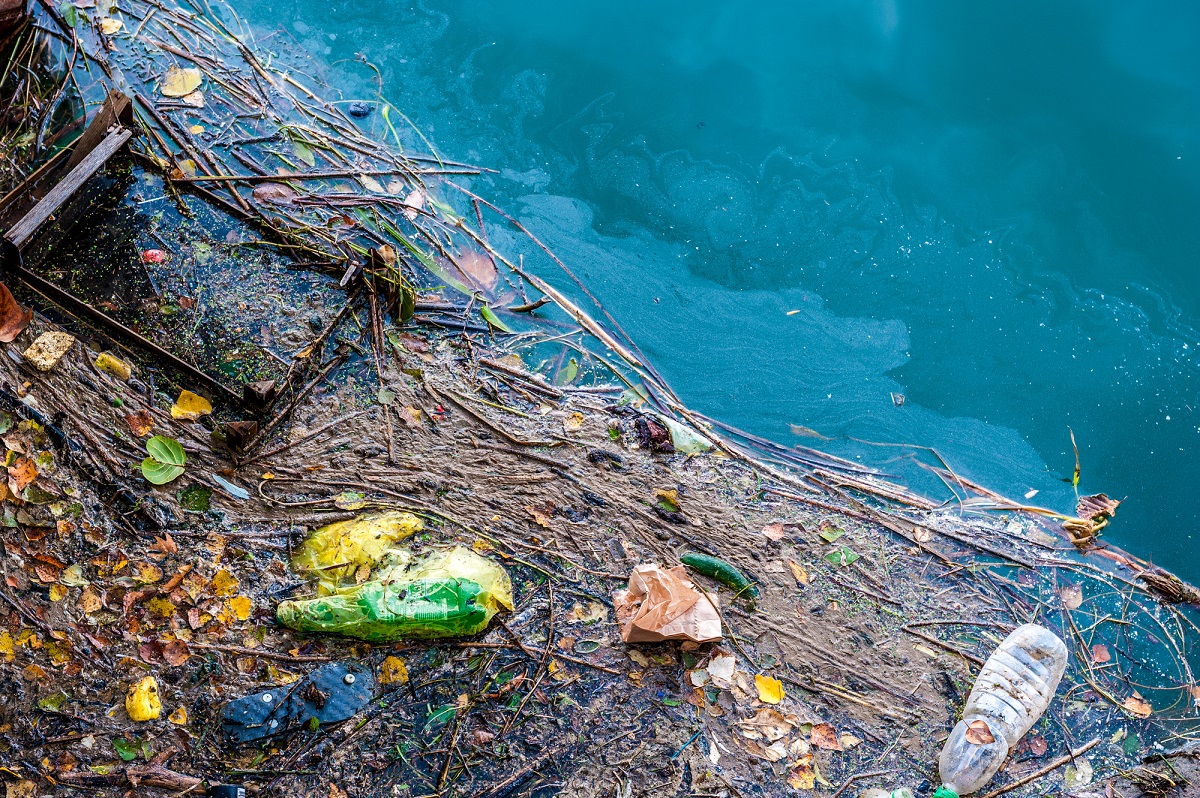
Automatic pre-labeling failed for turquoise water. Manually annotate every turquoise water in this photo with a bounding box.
[243,1,1200,578]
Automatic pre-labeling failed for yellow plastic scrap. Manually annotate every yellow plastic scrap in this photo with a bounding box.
[291,510,423,593]
[126,676,162,721]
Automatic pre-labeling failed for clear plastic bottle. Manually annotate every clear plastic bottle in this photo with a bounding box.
[936,624,1068,797]
[859,789,914,798]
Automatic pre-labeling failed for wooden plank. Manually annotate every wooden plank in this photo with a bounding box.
[64,90,132,172]
[4,126,131,253]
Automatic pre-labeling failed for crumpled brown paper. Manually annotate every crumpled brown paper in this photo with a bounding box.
[613,564,722,643]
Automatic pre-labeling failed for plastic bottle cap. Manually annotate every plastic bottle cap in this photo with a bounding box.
[206,786,245,798]
[933,787,959,798]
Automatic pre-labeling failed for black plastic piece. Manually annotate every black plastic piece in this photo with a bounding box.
[219,661,374,744]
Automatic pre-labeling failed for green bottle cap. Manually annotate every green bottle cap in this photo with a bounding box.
[933,787,959,798]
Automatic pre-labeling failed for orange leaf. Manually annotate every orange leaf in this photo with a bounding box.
[1091,644,1111,664]
[125,410,154,437]
[810,722,842,751]
[1123,692,1152,718]
[7,456,38,491]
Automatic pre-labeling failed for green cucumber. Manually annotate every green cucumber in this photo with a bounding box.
[679,553,759,599]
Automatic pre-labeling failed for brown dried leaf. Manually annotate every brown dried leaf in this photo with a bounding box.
[1091,644,1111,664]
[162,640,190,666]
[456,249,498,292]
[1029,734,1048,756]
[149,533,178,556]
[965,718,996,745]
[1077,493,1121,522]
[810,722,842,751]
[1060,583,1083,610]
[1123,691,1152,718]
[0,281,32,342]
[252,182,297,205]
[762,523,786,542]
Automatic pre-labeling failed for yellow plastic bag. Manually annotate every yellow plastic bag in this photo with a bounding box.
[291,510,422,593]
[277,545,513,641]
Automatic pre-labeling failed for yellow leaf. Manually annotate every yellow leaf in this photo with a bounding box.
[94,352,132,381]
[228,595,252,621]
[147,597,176,617]
[0,630,14,662]
[135,562,163,584]
[48,584,68,602]
[160,66,202,98]
[787,754,816,790]
[181,90,205,108]
[210,569,239,597]
[787,559,808,586]
[168,706,188,725]
[563,411,584,432]
[126,676,162,721]
[171,389,212,420]
[380,655,409,685]
[754,674,784,704]
[188,124,204,135]
[99,17,122,34]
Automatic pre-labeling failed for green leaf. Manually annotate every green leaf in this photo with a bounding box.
[113,737,141,761]
[306,716,320,732]
[824,547,860,567]
[179,484,212,512]
[377,386,396,405]
[1123,731,1140,757]
[554,357,579,386]
[37,690,68,712]
[661,697,680,707]
[333,491,366,510]
[574,640,601,654]
[424,703,457,730]
[818,527,845,544]
[292,138,316,167]
[59,1,78,27]
[399,281,416,322]
[21,484,58,504]
[479,304,512,333]
[142,435,186,485]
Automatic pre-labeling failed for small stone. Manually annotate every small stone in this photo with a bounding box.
[347,101,373,118]
[22,331,76,371]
